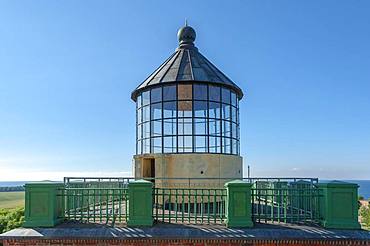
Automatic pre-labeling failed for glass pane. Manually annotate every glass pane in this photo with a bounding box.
[178,84,192,100]
[143,105,150,122]
[223,120,231,137]
[152,137,162,153]
[222,88,231,104]
[151,87,162,103]
[164,136,176,153]
[209,119,221,136]
[222,137,231,154]
[137,140,142,154]
[137,94,142,108]
[151,103,162,120]
[178,101,192,117]
[221,104,230,120]
[178,118,192,135]
[137,108,142,124]
[178,136,192,152]
[194,84,207,100]
[231,91,237,106]
[164,118,176,135]
[151,119,162,137]
[232,139,237,155]
[143,122,150,138]
[232,106,237,122]
[137,124,142,139]
[184,136,192,152]
[195,136,207,152]
[237,108,239,124]
[194,118,207,135]
[194,101,207,117]
[142,90,150,106]
[163,101,176,118]
[232,123,237,138]
[209,85,220,101]
[209,136,221,153]
[143,138,150,154]
[178,136,183,152]
[163,85,176,101]
[208,102,221,119]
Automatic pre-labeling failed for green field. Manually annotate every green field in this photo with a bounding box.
[0,192,25,209]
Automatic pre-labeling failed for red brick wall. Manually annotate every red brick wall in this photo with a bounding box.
[2,239,370,246]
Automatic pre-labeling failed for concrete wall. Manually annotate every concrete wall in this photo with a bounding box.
[133,153,243,188]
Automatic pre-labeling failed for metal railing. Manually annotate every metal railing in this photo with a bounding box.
[63,187,129,225]
[251,181,322,224]
[64,177,132,188]
[61,177,321,226]
[153,188,227,225]
[64,177,319,188]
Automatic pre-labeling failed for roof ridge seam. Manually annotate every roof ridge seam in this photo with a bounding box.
[198,52,224,82]
[187,49,195,81]
[199,52,235,85]
[175,50,185,81]
[159,50,181,83]
[145,51,177,87]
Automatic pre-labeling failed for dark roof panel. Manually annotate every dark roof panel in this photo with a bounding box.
[131,26,244,100]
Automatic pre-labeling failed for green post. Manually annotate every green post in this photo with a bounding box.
[225,180,253,228]
[23,181,65,227]
[127,179,153,226]
[317,181,361,229]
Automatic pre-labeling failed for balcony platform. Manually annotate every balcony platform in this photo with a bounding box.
[1,222,369,245]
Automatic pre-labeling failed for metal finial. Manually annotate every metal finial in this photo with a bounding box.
[177,23,196,49]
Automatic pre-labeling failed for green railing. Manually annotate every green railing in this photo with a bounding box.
[64,177,318,188]
[61,178,322,226]
[153,188,227,224]
[251,182,321,224]
[24,178,361,229]
[63,187,129,225]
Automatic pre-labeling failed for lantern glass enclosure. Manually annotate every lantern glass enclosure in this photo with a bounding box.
[136,82,240,155]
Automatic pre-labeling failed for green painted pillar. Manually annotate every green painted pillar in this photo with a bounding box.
[127,179,153,226]
[23,181,65,227]
[224,180,253,228]
[318,181,361,229]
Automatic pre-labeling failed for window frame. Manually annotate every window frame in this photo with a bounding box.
[135,83,240,155]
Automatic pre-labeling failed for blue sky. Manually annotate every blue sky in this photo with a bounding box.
[0,0,369,181]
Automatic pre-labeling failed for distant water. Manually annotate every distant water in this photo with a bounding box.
[343,180,370,199]
[0,180,369,199]
[0,181,27,187]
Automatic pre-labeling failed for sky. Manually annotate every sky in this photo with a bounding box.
[0,0,369,181]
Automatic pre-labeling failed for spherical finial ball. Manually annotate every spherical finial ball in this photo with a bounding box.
[177,26,196,44]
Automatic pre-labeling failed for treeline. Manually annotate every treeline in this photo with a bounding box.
[0,186,24,192]
[360,205,370,230]
[0,207,24,234]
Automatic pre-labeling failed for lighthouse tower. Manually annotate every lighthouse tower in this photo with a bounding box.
[131,24,244,187]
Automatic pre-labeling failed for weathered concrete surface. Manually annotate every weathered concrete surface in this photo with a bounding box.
[1,222,369,241]
[134,153,243,188]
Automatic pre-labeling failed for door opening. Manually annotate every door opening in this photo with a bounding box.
[142,158,155,183]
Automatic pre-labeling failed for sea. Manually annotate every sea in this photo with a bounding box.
[1,180,370,199]
[339,180,370,199]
